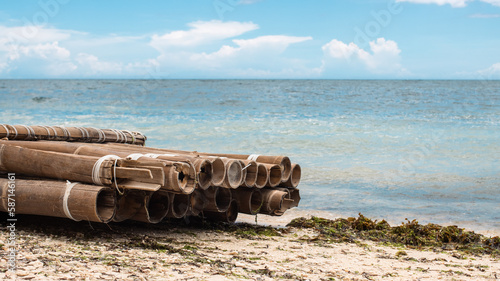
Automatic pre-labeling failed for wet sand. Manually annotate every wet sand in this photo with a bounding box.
[1,214,499,280]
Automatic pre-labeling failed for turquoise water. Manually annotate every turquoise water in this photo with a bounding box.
[1,79,499,232]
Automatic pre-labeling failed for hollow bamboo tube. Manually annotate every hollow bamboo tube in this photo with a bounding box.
[288,188,301,208]
[0,144,163,191]
[263,163,282,188]
[231,188,262,215]
[202,186,232,213]
[102,144,291,182]
[0,125,146,145]
[113,189,146,222]
[207,157,225,186]
[131,190,170,224]
[195,153,291,183]
[188,189,206,216]
[0,178,116,223]
[73,146,196,194]
[66,142,208,191]
[254,163,269,189]
[271,187,296,213]
[166,193,190,219]
[101,143,221,189]
[240,160,257,188]
[203,200,238,224]
[259,189,289,216]
[281,163,301,188]
[220,159,243,189]
[0,144,111,185]
[0,141,193,194]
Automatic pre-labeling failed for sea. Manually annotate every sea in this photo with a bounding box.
[0,79,499,234]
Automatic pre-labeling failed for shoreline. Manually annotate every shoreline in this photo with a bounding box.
[0,213,499,280]
[237,209,500,238]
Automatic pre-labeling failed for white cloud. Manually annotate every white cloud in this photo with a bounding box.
[75,53,123,75]
[322,38,407,76]
[75,53,160,77]
[396,0,500,7]
[481,0,500,6]
[477,62,500,78]
[192,35,312,61]
[150,20,258,50]
[0,25,74,46]
[8,42,71,61]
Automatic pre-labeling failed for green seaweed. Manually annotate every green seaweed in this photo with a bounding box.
[287,214,500,256]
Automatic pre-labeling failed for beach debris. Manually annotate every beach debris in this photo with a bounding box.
[0,125,301,225]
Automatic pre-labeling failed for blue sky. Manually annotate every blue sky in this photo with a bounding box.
[0,0,499,79]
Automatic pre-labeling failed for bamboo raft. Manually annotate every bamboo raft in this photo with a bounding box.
[0,124,301,224]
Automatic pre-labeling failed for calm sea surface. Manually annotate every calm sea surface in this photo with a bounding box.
[1,79,499,233]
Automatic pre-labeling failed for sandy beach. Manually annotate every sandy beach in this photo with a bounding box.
[1,213,499,281]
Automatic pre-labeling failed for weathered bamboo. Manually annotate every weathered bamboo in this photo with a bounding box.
[0,124,146,145]
[240,160,257,188]
[231,188,262,215]
[73,146,196,194]
[72,143,212,190]
[0,178,116,223]
[259,189,289,216]
[166,193,190,219]
[99,144,231,189]
[131,190,170,224]
[203,200,238,223]
[197,153,291,182]
[202,186,232,213]
[220,158,243,189]
[282,163,301,188]
[188,189,206,216]
[288,188,301,208]
[263,163,282,188]
[113,189,146,222]
[0,141,182,193]
[255,163,269,189]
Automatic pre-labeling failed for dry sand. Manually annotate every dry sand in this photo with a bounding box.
[1,214,499,281]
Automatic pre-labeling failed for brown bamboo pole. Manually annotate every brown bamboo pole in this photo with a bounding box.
[0,144,162,191]
[0,124,146,145]
[0,141,192,194]
[197,153,291,183]
[255,163,269,189]
[113,189,146,222]
[131,190,170,224]
[231,188,262,215]
[202,186,232,213]
[98,144,226,189]
[220,159,243,189]
[72,143,213,190]
[259,189,289,216]
[73,146,196,194]
[165,193,190,219]
[203,200,238,223]
[0,178,116,223]
[281,163,301,188]
[188,189,206,216]
[240,160,257,188]
[263,164,282,188]
[104,143,291,182]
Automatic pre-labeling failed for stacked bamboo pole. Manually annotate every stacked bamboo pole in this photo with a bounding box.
[0,124,146,145]
[0,124,301,224]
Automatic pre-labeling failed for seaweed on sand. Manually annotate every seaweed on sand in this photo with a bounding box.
[287,214,500,256]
